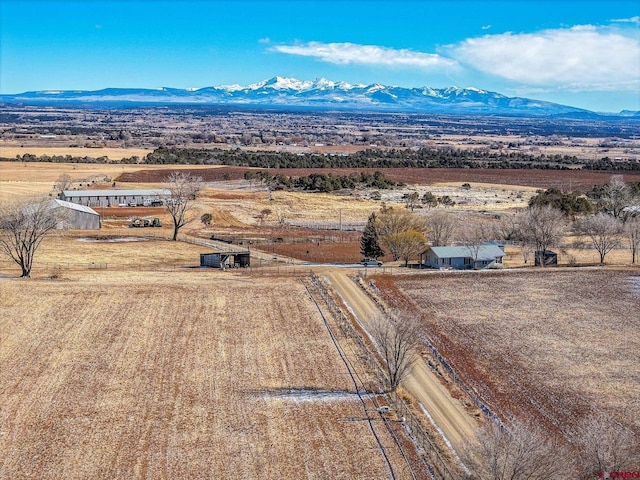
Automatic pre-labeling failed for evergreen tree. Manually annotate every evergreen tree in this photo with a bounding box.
[360,213,385,259]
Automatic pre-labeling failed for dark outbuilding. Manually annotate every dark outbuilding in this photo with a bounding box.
[200,251,250,269]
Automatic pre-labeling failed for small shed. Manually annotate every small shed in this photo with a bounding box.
[200,251,250,269]
[535,250,558,266]
[424,244,505,270]
[49,199,101,230]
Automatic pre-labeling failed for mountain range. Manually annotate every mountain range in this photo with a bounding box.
[0,76,633,117]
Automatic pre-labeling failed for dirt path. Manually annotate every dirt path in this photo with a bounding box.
[320,268,478,454]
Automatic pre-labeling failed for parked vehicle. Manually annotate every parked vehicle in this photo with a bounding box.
[143,199,164,207]
[361,258,383,267]
[129,217,162,228]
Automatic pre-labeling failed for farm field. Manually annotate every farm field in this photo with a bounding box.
[0,161,219,201]
[2,100,640,479]
[0,235,213,275]
[371,268,640,446]
[0,270,419,479]
[118,165,640,191]
[3,161,639,269]
[0,146,152,160]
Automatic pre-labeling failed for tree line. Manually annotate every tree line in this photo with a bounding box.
[141,146,640,171]
[528,180,640,218]
[244,170,399,193]
[5,146,639,170]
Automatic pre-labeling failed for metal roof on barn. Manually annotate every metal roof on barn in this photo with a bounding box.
[428,244,505,262]
[50,199,100,215]
[62,189,170,197]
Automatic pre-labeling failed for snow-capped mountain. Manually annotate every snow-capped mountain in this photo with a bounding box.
[0,76,594,116]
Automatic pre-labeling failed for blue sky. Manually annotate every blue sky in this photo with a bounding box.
[1,0,638,112]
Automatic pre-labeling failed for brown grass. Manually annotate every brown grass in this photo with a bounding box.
[0,161,223,201]
[0,146,153,160]
[0,267,417,479]
[372,268,640,445]
[0,236,204,277]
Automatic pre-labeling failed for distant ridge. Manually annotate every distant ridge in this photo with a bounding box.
[0,76,600,116]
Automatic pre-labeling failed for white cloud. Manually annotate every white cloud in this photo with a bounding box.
[611,16,640,25]
[481,25,491,30]
[258,37,271,44]
[447,25,640,92]
[271,41,458,69]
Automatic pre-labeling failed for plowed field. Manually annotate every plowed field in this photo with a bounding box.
[0,272,416,479]
[117,166,640,191]
[372,269,640,444]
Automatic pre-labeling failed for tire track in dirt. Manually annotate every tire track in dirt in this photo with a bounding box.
[320,268,478,453]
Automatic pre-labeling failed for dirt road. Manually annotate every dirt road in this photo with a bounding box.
[320,268,478,454]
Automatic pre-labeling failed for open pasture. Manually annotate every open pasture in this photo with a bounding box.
[372,268,640,443]
[0,161,219,202]
[0,146,153,161]
[0,235,213,277]
[117,165,640,191]
[0,270,417,479]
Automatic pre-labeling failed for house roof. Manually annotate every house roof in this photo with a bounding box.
[50,199,99,215]
[428,244,505,261]
[62,189,170,197]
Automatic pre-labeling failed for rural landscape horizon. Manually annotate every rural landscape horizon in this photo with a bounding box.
[1,1,639,479]
[3,75,637,115]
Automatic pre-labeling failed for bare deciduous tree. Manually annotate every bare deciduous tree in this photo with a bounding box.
[375,205,429,260]
[461,420,574,480]
[54,173,73,195]
[575,213,624,264]
[0,199,62,277]
[368,312,422,393]
[426,212,457,246]
[384,229,428,265]
[376,205,427,238]
[625,216,640,264]
[517,206,566,266]
[521,243,534,265]
[597,175,633,219]
[493,213,521,242]
[576,413,640,479]
[165,172,203,241]
[273,207,288,226]
[460,223,492,268]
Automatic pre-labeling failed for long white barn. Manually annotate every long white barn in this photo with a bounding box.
[60,189,170,207]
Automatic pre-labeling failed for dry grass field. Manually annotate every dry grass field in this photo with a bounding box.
[0,267,418,479]
[372,268,640,445]
[0,161,224,201]
[2,159,640,476]
[0,146,152,160]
